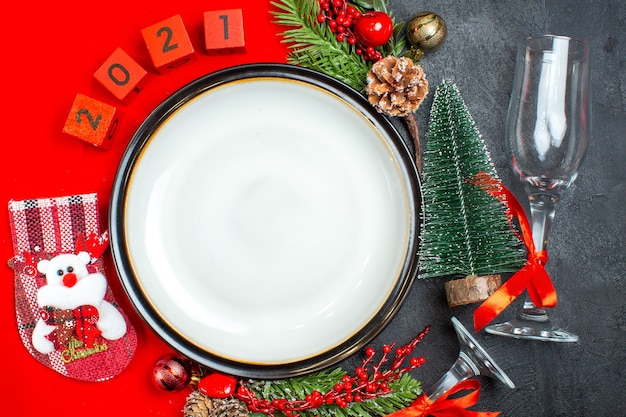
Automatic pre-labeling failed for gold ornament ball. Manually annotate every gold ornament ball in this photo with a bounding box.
[406,12,447,52]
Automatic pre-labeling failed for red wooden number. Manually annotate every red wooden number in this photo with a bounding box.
[220,15,229,40]
[142,15,196,73]
[204,9,245,55]
[76,109,102,130]
[157,26,178,53]
[62,94,119,149]
[94,48,147,101]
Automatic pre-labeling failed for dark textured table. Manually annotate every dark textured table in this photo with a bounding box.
[2,1,623,416]
[352,1,625,415]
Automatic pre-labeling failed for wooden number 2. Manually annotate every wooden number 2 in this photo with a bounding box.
[76,109,101,130]
[157,26,178,53]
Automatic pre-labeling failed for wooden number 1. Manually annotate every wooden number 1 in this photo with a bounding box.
[219,15,229,40]
[204,9,245,55]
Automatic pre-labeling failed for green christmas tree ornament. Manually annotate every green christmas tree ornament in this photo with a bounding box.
[418,80,526,306]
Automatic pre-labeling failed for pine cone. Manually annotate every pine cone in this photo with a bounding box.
[184,391,249,417]
[365,56,428,117]
[213,398,249,417]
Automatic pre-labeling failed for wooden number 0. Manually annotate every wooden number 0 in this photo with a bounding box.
[157,26,178,53]
[107,63,130,86]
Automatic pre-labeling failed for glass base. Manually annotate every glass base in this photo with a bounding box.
[451,317,516,389]
[485,317,579,342]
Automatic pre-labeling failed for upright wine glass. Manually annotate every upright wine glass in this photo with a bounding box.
[486,35,590,342]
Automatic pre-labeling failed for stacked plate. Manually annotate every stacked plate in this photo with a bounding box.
[109,64,421,378]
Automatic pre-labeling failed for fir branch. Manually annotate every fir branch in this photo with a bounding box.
[248,368,347,401]
[272,0,371,91]
[352,0,376,10]
[271,0,408,92]
[236,328,429,417]
[247,372,421,417]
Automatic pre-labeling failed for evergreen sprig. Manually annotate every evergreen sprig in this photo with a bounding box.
[250,368,346,403]
[271,0,369,91]
[248,371,421,417]
[238,328,430,417]
[418,81,526,279]
[271,0,405,92]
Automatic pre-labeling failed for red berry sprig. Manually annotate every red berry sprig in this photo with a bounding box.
[316,0,390,61]
[235,326,430,417]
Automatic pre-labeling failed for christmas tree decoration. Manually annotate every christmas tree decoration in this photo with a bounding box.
[198,372,239,398]
[418,81,526,306]
[406,12,447,61]
[353,11,394,47]
[272,0,405,91]
[272,0,430,168]
[315,1,390,61]
[272,0,370,90]
[184,392,249,417]
[365,56,428,117]
[238,370,423,417]
[180,320,505,417]
[179,328,430,417]
[152,354,194,392]
[7,194,136,382]
[231,327,429,417]
[444,274,503,308]
[180,327,429,417]
[177,322,504,417]
[365,55,429,172]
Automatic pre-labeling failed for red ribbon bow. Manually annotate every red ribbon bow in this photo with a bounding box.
[42,305,102,349]
[468,172,557,332]
[385,380,500,417]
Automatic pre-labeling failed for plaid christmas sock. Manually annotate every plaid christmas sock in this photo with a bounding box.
[8,193,137,382]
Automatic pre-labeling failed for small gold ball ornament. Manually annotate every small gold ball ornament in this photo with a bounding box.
[406,12,447,58]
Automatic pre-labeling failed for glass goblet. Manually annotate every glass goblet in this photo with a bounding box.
[419,317,515,403]
[486,34,590,342]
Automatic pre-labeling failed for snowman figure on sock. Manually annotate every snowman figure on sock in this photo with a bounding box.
[32,251,127,354]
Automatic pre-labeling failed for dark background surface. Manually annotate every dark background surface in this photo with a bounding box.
[361,1,625,416]
[1,1,624,416]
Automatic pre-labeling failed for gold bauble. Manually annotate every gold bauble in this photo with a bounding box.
[406,12,447,52]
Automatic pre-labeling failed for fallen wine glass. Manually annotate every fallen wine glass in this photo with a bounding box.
[419,317,515,404]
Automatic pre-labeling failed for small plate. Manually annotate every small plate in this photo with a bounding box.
[110,64,421,378]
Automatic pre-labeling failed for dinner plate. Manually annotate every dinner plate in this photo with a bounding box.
[109,63,421,378]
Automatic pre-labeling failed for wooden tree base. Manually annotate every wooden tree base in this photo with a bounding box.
[445,274,502,307]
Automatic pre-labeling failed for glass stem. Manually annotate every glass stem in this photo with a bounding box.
[421,352,477,401]
[520,190,559,321]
